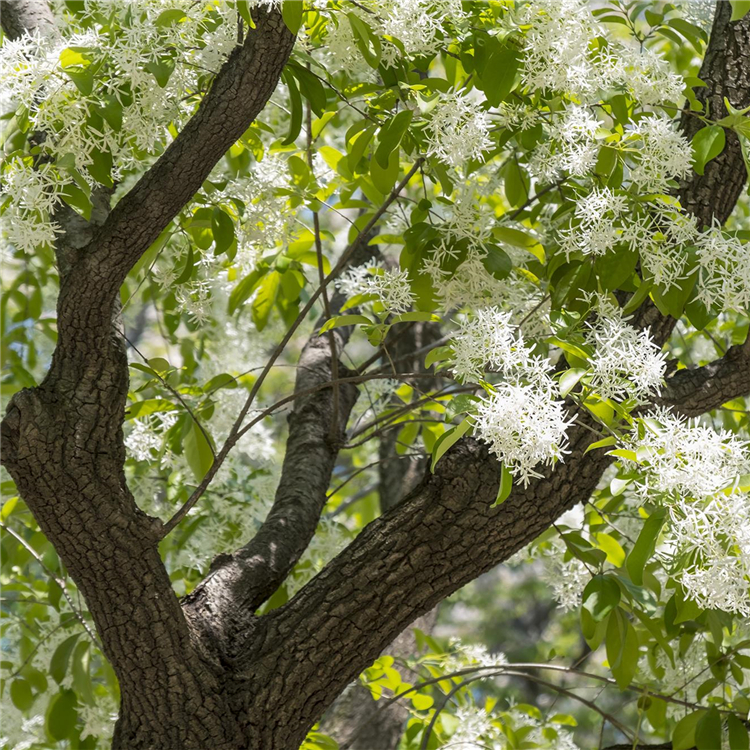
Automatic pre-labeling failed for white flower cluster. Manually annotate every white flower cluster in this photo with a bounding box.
[629,115,693,193]
[695,225,750,313]
[367,267,416,314]
[336,263,415,315]
[520,0,685,107]
[584,299,666,403]
[474,384,573,485]
[1,1,241,254]
[451,307,535,384]
[667,495,750,616]
[540,545,590,611]
[124,412,178,463]
[616,45,685,107]
[378,0,466,62]
[443,638,508,672]
[230,153,297,273]
[426,90,491,169]
[494,101,541,132]
[324,0,465,73]
[627,407,750,501]
[520,0,604,99]
[450,706,498,747]
[453,308,572,483]
[531,105,600,181]
[558,187,629,258]
[506,706,581,750]
[639,199,700,289]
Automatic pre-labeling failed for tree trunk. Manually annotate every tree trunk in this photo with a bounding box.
[2,4,750,750]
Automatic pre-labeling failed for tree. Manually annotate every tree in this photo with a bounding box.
[2,1,750,748]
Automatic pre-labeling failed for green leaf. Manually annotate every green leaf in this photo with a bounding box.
[87,147,113,187]
[59,47,91,69]
[204,373,238,393]
[319,314,372,332]
[145,58,175,88]
[287,62,326,117]
[281,1,304,33]
[251,270,281,331]
[730,0,750,22]
[411,694,434,710]
[50,633,82,684]
[71,640,94,705]
[126,399,178,421]
[608,448,637,461]
[492,464,513,507]
[583,576,621,622]
[672,711,704,750]
[425,345,453,369]
[347,13,382,68]
[626,508,666,586]
[155,9,187,26]
[184,419,214,482]
[504,160,529,207]
[95,94,123,132]
[60,183,93,221]
[228,264,269,314]
[431,417,471,472]
[174,244,195,285]
[674,592,702,624]
[46,689,78,741]
[59,47,95,94]
[606,608,639,689]
[375,110,413,169]
[10,679,34,711]
[584,436,617,454]
[481,245,512,280]
[595,245,638,291]
[622,279,653,315]
[475,37,518,107]
[559,368,588,397]
[370,147,400,194]
[594,533,625,567]
[493,226,545,262]
[148,357,171,374]
[211,207,235,255]
[282,68,303,146]
[685,293,716,329]
[236,1,254,27]
[561,531,607,567]
[728,714,750,749]
[391,312,441,324]
[692,125,726,175]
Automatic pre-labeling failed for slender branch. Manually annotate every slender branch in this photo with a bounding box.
[0,522,102,649]
[307,95,340,443]
[162,370,435,535]
[122,332,217,460]
[160,160,424,537]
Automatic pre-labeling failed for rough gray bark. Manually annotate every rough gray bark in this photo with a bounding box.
[658,336,750,417]
[0,0,54,39]
[1,2,750,750]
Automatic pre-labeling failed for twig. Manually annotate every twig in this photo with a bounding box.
[121,333,216,460]
[160,161,424,537]
[0,522,102,649]
[307,95,340,443]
